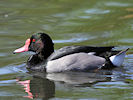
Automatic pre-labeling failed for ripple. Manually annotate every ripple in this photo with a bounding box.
[0,63,27,75]
[85,9,110,14]
[0,67,14,75]
[105,2,132,7]
[53,37,88,43]
[0,53,8,57]
[94,81,129,89]
[53,34,96,43]
[53,13,66,18]
[0,91,14,96]
[9,63,27,73]
[0,80,16,86]
[119,38,133,43]
[79,16,91,19]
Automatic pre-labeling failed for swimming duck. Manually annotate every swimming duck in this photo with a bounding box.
[14,33,129,73]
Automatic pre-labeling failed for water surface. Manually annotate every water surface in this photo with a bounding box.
[0,0,133,100]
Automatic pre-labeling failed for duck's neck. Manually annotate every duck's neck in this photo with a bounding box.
[27,45,54,68]
[38,46,54,60]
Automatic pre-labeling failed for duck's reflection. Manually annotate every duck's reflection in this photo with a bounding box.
[17,76,55,100]
[17,70,112,99]
[46,71,112,86]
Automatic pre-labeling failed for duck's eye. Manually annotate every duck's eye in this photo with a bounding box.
[32,39,36,42]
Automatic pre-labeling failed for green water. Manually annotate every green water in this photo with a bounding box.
[0,0,133,100]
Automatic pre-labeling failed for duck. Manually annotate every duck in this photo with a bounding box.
[13,32,129,73]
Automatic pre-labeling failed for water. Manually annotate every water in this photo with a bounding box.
[0,0,133,100]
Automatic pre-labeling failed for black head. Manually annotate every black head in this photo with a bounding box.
[29,33,54,53]
[14,32,54,58]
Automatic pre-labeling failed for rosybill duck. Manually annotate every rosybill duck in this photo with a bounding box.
[14,33,129,73]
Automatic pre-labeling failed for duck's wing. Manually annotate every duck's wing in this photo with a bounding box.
[48,46,115,61]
